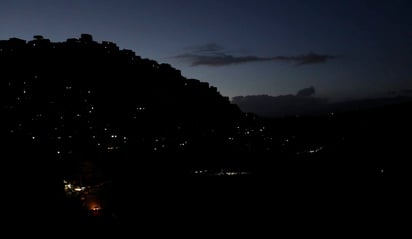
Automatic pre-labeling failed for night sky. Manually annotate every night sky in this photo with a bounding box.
[1,0,412,100]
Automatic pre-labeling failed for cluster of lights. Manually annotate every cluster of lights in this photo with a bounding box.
[63,180,86,195]
[193,169,250,176]
[296,146,324,155]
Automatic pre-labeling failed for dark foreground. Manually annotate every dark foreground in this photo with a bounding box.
[4,156,407,232]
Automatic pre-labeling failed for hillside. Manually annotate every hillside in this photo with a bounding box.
[0,34,260,225]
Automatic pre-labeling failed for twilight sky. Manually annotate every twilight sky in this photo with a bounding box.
[1,0,411,100]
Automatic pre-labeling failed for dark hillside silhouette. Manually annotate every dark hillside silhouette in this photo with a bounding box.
[1,34,409,228]
[0,34,264,226]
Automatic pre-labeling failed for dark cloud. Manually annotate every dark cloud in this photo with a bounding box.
[175,44,337,67]
[231,93,328,118]
[296,86,316,97]
[231,86,326,117]
[175,53,274,67]
[280,53,336,65]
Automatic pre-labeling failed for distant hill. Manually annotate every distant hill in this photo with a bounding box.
[232,93,412,118]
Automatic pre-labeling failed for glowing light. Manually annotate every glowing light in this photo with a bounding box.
[194,170,208,174]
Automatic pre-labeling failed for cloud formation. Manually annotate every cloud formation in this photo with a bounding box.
[231,86,327,117]
[297,86,316,97]
[175,44,337,67]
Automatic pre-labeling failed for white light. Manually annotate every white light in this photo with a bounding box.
[57,151,61,154]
